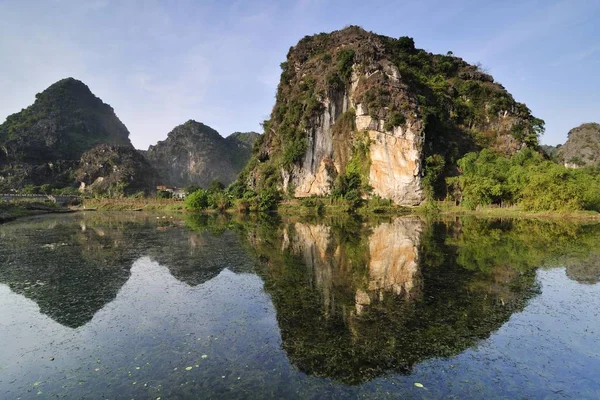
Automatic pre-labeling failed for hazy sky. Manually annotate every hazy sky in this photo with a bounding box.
[0,0,598,149]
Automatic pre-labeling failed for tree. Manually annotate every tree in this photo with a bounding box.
[185,189,209,210]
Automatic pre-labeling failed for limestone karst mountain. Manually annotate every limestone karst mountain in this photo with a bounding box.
[144,120,259,187]
[0,78,133,190]
[0,78,260,193]
[556,123,600,167]
[239,26,544,204]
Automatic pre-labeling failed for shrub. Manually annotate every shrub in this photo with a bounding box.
[383,112,406,131]
[39,184,53,194]
[185,185,201,195]
[185,189,209,210]
[157,190,173,199]
[208,180,225,193]
[257,188,280,212]
[208,191,231,212]
[282,137,308,167]
[336,48,355,82]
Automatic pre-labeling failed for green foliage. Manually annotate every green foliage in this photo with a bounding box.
[383,112,406,131]
[22,185,40,194]
[156,190,173,199]
[208,180,225,193]
[397,36,416,53]
[282,136,308,167]
[449,148,600,212]
[208,191,231,212]
[185,189,209,211]
[185,185,201,195]
[257,187,281,212]
[422,154,446,200]
[39,184,53,195]
[336,48,355,82]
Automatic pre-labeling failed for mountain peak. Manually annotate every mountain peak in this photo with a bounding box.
[0,77,132,171]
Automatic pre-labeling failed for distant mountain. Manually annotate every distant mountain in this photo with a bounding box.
[557,123,600,167]
[0,78,133,190]
[144,120,260,187]
[540,144,560,160]
[225,131,261,170]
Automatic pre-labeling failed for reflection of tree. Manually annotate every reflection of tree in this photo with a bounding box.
[448,217,600,284]
[250,216,539,384]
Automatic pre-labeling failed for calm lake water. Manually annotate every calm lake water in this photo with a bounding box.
[1,212,599,399]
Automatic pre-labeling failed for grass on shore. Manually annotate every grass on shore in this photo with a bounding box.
[79,196,600,222]
[79,198,186,211]
[415,201,600,221]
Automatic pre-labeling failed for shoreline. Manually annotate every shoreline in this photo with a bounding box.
[0,201,76,224]
[4,198,600,225]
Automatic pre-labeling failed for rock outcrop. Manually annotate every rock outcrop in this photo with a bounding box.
[556,123,600,167]
[76,144,158,195]
[144,121,259,187]
[0,77,133,190]
[242,26,543,204]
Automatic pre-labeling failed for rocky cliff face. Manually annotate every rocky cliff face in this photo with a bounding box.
[0,78,133,190]
[556,123,600,167]
[76,144,158,195]
[144,121,259,187]
[243,26,543,204]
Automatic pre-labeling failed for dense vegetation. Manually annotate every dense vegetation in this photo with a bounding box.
[447,148,600,211]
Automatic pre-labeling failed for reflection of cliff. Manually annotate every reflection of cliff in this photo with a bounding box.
[251,217,538,384]
[286,218,424,317]
[359,218,422,312]
[0,213,254,328]
[448,218,600,285]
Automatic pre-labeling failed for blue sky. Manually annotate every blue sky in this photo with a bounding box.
[0,0,598,149]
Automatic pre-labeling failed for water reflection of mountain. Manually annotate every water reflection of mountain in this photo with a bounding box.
[249,216,540,384]
[2,211,600,380]
[0,213,253,328]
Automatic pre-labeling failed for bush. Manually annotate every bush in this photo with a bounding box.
[157,190,173,199]
[39,184,53,195]
[383,112,406,131]
[208,191,231,212]
[185,185,201,195]
[337,48,355,82]
[185,189,209,210]
[282,137,308,167]
[208,180,225,193]
[449,148,600,212]
[257,188,280,212]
